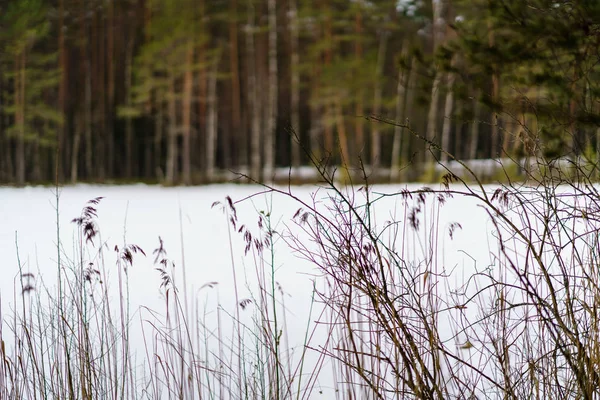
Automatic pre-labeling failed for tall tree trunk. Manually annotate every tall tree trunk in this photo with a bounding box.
[511,109,525,156]
[71,115,81,183]
[425,0,450,164]
[323,4,334,158]
[264,0,277,180]
[229,0,243,167]
[247,0,261,180]
[165,76,178,185]
[490,76,500,158]
[454,99,463,159]
[390,43,410,181]
[197,0,207,174]
[309,79,323,160]
[568,62,579,155]
[58,0,67,181]
[145,118,152,178]
[205,57,219,182]
[501,114,512,154]
[335,96,350,169]
[154,95,164,180]
[289,0,301,169]
[401,56,419,179]
[95,10,106,180]
[182,43,194,184]
[15,52,26,185]
[370,30,388,170]
[469,92,481,160]
[440,61,456,163]
[106,0,115,179]
[487,16,500,158]
[354,6,364,164]
[32,138,41,182]
[84,20,93,179]
[426,73,443,163]
[125,32,135,178]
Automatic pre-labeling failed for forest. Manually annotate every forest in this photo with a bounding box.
[0,0,599,185]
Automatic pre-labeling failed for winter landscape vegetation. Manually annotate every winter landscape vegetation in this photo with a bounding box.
[1,0,600,399]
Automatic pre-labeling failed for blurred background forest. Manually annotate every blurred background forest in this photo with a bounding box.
[0,0,599,184]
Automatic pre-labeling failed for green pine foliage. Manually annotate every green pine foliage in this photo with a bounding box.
[0,0,60,149]
[451,0,600,158]
[0,0,597,183]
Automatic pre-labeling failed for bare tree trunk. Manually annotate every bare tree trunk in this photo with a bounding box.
[511,109,525,156]
[197,0,207,174]
[502,114,512,153]
[154,95,164,180]
[95,10,106,181]
[84,19,93,179]
[454,98,463,159]
[488,19,500,158]
[568,64,579,155]
[323,7,334,159]
[15,53,26,185]
[490,78,499,158]
[125,33,135,178]
[469,93,481,160]
[335,97,350,169]
[264,0,277,181]
[354,6,364,163]
[206,57,219,182]
[32,138,41,181]
[289,0,301,169]
[247,1,261,180]
[71,115,81,183]
[309,82,323,160]
[106,0,115,178]
[426,72,443,163]
[390,43,409,181]
[58,0,67,181]
[401,56,419,179]
[182,43,194,184]
[440,62,456,163]
[165,77,178,185]
[229,0,243,167]
[323,108,334,159]
[370,30,388,170]
[425,0,450,164]
[145,118,152,178]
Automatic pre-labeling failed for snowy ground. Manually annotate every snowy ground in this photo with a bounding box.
[0,183,499,397]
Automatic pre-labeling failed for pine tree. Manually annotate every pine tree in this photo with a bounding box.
[0,0,61,185]
[452,0,600,159]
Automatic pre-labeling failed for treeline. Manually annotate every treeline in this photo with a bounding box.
[0,0,599,184]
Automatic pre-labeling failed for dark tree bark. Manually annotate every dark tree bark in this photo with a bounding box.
[264,0,277,180]
[289,0,301,169]
[165,76,178,185]
[229,0,244,167]
[247,0,261,180]
[182,43,194,184]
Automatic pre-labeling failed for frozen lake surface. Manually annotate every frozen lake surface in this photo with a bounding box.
[0,182,489,314]
[3,182,575,398]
